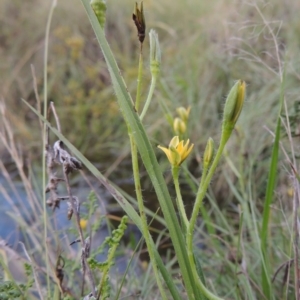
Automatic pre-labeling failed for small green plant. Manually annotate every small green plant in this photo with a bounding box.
[0,281,23,300]
[22,1,246,299]
[88,215,128,299]
[45,2,246,299]
[0,263,34,300]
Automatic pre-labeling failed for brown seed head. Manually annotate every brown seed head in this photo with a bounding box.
[133,2,146,43]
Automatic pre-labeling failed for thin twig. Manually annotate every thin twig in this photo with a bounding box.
[63,169,96,296]
[50,101,61,133]
[272,259,294,283]
[30,64,43,133]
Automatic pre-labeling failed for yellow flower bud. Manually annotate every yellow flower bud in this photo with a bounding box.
[173,117,186,135]
[176,106,191,123]
[221,80,246,143]
[223,80,245,126]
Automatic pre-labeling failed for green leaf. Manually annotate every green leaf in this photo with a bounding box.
[78,0,199,298]
[260,68,286,299]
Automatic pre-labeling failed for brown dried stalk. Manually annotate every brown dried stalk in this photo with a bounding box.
[45,102,96,297]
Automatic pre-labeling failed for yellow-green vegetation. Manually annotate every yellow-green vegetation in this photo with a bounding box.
[1,0,300,299]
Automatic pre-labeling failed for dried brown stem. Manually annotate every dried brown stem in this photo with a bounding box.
[43,101,95,296]
[50,101,61,133]
[63,168,96,297]
[30,64,43,133]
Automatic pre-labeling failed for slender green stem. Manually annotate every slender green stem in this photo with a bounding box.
[129,133,168,300]
[260,69,285,299]
[129,44,167,300]
[172,166,189,232]
[186,134,229,300]
[135,50,143,112]
[189,137,227,239]
[198,164,211,237]
[191,267,221,300]
[140,75,157,121]
[43,1,57,297]
[200,163,209,190]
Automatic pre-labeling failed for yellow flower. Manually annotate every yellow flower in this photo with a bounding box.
[158,136,194,167]
[66,36,84,61]
[66,36,84,49]
[79,219,88,230]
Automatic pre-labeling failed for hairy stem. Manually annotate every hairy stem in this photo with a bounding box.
[186,135,229,300]
[129,133,167,300]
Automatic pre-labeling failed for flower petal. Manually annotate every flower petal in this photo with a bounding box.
[170,146,181,166]
[169,136,179,148]
[176,140,185,154]
[180,142,194,163]
[158,146,173,164]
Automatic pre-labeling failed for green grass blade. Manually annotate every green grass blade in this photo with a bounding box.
[114,236,144,300]
[78,1,199,298]
[260,71,286,299]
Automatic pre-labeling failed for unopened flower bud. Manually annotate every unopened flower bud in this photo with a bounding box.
[223,80,245,126]
[222,80,245,142]
[176,106,191,123]
[173,117,186,136]
[149,29,161,76]
[203,137,214,168]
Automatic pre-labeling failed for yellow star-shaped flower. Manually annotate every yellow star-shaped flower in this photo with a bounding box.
[158,136,194,167]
